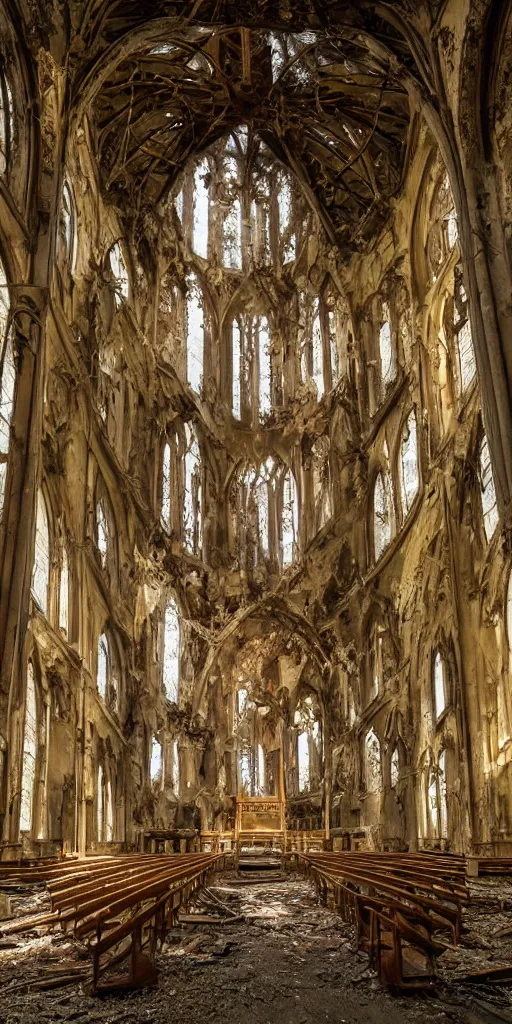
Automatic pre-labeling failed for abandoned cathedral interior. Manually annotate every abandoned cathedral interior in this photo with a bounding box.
[2,0,512,1019]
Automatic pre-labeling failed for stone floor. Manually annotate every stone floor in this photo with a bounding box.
[0,875,511,1024]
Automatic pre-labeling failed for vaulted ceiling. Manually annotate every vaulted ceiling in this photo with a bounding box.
[67,1,431,254]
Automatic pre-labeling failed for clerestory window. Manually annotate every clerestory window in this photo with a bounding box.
[479,434,499,542]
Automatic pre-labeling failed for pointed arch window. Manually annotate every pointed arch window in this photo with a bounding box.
[32,491,50,616]
[150,737,163,785]
[278,176,296,262]
[97,765,114,842]
[172,739,179,792]
[427,753,448,840]
[258,317,271,420]
[257,744,266,795]
[0,259,14,516]
[428,173,458,281]
[109,243,128,306]
[438,750,448,839]
[479,434,499,542]
[59,544,69,634]
[433,651,447,720]
[329,309,340,387]
[281,468,298,567]
[256,462,272,557]
[297,731,310,793]
[186,276,204,393]
[400,410,419,516]
[97,764,104,841]
[192,159,209,258]
[223,198,242,269]
[184,423,202,554]
[379,304,395,391]
[19,662,37,834]
[232,320,241,418]
[96,497,108,566]
[454,266,476,393]
[312,302,324,398]
[365,728,381,794]
[105,777,113,841]
[373,471,393,562]
[97,634,109,702]
[161,441,171,529]
[163,598,180,703]
[0,71,13,175]
[239,744,251,793]
[61,182,77,269]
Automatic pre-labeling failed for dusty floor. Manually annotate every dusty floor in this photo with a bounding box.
[0,874,511,1024]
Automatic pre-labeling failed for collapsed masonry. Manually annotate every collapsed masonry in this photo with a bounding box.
[0,0,510,861]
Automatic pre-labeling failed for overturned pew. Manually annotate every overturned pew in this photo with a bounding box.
[0,852,223,993]
[299,851,468,992]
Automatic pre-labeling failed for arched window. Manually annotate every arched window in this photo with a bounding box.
[312,301,324,398]
[59,544,69,634]
[232,320,241,418]
[365,728,381,794]
[297,731,310,793]
[161,441,171,529]
[105,777,113,842]
[193,158,209,258]
[0,70,13,175]
[281,468,298,567]
[150,737,163,784]
[186,276,204,393]
[97,634,108,701]
[19,662,37,833]
[369,626,383,703]
[163,598,180,703]
[438,750,448,839]
[184,423,202,554]
[400,410,419,516]
[258,317,271,420]
[427,172,458,282]
[479,434,499,542]
[373,471,393,562]
[433,650,447,720]
[61,182,77,269]
[97,764,114,842]
[257,743,266,794]
[427,753,448,840]
[172,739,179,792]
[109,243,128,306]
[328,308,340,387]
[379,303,395,392]
[390,746,400,788]
[223,198,242,270]
[239,744,251,792]
[31,491,50,616]
[0,259,14,516]
[97,765,104,841]
[96,497,108,566]
[277,176,296,262]
[453,265,476,393]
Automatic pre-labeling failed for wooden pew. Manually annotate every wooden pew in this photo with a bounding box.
[300,851,468,991]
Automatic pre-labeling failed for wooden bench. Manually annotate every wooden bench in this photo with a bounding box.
[300,851,468,991]
[0,852,223,991]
